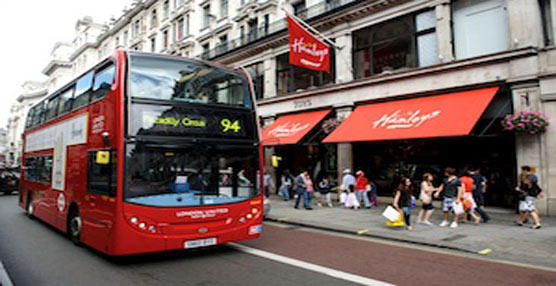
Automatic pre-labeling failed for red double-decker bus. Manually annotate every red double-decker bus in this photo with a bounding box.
[19,50,264,255]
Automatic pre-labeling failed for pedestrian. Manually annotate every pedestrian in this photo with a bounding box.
[515,166,542,229]
[342,169,356,194]
[293,171,307,209]
[318,177,333,207]
[263,171,274,198]
[434,167,464,228]
[368,180,379,207]
[459,171,481,224]
[417,173,436,226]
[469,167,490,223]
[279,170,293,201]
[342,169,359,209]
[355,170,372,208]
[393,177,414,231]
[304,172,314,210]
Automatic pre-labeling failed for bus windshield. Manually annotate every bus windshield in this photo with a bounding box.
[124,143,259,207]
[128,53,252,109]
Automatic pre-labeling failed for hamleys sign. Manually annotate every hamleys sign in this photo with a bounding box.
[287,15,330,72]
[372,109,441,129]
[267,122,311,138]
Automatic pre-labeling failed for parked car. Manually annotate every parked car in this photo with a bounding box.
[0,168,20,195]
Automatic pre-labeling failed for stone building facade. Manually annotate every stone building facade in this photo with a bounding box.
[5,0,556,215]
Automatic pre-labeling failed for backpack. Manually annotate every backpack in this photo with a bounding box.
[532,183,542,197]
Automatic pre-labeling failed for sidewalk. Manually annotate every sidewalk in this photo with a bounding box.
[264,195,556,269]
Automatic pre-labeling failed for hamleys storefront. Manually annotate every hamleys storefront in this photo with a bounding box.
[262,86,518,208]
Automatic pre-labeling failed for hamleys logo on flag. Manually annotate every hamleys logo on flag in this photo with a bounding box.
[287,15,330,72]
[268,122,311,138]
[372,109,441,129]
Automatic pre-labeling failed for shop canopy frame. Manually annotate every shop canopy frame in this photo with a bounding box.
[323,87,499,143]
[262,109,331,146]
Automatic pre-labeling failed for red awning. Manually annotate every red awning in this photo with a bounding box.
[323,87,498,143]
[262,110,331,145]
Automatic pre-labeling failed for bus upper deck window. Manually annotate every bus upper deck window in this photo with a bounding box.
[92,64,115,101]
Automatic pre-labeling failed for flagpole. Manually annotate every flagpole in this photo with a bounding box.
[281,7,342,50]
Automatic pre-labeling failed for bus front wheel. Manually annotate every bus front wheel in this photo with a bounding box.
[68,208,82,246]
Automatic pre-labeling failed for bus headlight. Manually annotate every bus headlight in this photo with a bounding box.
[148,225,156,233]
[130,217,138,224]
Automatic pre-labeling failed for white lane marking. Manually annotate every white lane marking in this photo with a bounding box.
[0,260,14,286]
[229,243,395,286]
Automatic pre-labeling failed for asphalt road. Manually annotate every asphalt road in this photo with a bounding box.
[1,194,555,286]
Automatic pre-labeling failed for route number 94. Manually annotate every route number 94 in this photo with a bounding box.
[221,119,241,133]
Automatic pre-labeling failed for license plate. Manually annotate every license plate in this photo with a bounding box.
[184,237,217,249]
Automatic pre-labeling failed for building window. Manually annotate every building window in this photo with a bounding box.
[133,20,141,37]
[186,14,190,36]
[246,62,264,100]
[276,52,335,95]
[240,26,245,43]
[163,30,169,48]
[326,0,340,11]
[415,10,438,67]
[221,0,228,18]
[163,0,170,19]
[453,0,509,59]
[175,0,184,7]
[263,14,270,36]
[177,17,184,40]
[293,1,307,18]
[217,34,228,54]
[540,0,555,46]
[151,9,157,29]
[203,5,211,28]
[353,10,438,79]
[248,19,258,42]
[202,43,210,59]
[151,37,156,52]
[115,36,120,47]
[124,31,129,46]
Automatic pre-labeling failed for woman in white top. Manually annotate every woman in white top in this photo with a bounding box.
[417,173,437,225]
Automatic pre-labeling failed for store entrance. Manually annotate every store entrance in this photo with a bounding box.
[353,134,517,208]
[272,144,338,190]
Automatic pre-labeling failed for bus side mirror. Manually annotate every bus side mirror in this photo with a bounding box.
[96,151,110,165]
[102,131,111,146]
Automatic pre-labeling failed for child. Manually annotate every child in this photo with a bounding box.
[318,177,333,207]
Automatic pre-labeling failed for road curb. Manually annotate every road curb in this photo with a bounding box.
[0,260,14,286]
[264,216,477,254]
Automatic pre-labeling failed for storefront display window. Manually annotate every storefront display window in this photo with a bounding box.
[353,10,438,79]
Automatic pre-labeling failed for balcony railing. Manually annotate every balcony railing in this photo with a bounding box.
[198,0,363,60]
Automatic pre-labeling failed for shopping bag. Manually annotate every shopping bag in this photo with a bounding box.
[382,205,400,222]
[385,213,405,227]
[453,201,465,215]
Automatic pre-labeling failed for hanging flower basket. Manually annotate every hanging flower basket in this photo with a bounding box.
[501,111,550,135]
[322,118,341,134]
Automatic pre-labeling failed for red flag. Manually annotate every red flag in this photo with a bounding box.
[286,15,330,72]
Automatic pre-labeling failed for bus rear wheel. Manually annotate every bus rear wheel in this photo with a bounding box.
[68,209,82,246]
[26,194,34,218]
